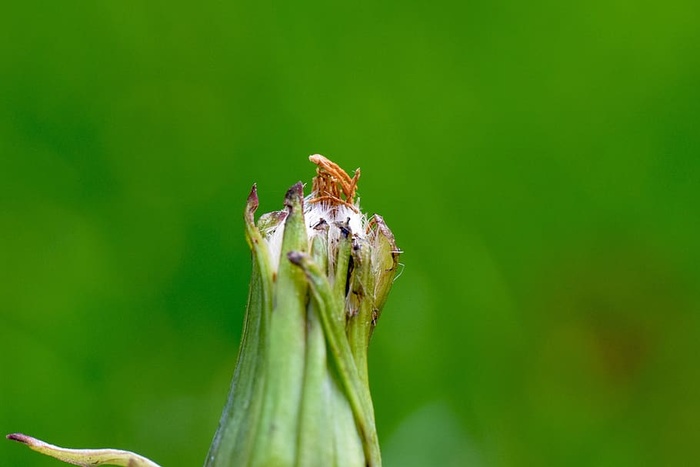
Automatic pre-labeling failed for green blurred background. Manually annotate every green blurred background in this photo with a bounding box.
[2,1,699,466]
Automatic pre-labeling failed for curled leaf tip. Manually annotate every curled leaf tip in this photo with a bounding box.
[7,433,29,443]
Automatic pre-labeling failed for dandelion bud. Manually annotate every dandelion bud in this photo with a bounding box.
[206,155,400,466]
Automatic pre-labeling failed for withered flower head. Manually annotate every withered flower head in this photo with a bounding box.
[207,155,401,466]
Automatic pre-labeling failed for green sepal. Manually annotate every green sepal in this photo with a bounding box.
[346,235,374,388]
[368,215,400,326]
[332,218,353,310]
[251,182,309,466]
[205,185,274,466]
[296,231,335,467]
[288,251,381,467]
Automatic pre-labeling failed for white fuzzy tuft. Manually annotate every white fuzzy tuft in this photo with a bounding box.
[260,199,366,273]
[262,220,287,272]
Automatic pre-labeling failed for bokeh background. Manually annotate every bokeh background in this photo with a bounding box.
[2,1,699,466]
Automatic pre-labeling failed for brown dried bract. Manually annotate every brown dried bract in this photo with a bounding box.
[308,154,360,212]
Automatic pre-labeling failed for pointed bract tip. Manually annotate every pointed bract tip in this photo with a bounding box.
[284,182,304,207]
[287,250,306,266]
[247,184,259,210]
[312,218,329,231]
[334,218,353,238]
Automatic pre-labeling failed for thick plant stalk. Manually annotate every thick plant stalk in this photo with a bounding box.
[7,155,400,467]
